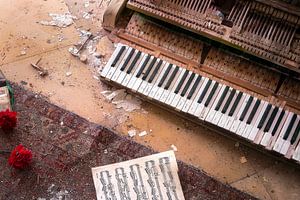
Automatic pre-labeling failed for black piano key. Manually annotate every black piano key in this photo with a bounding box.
[120,48,135,71]
[291,120,300,145]
[174,70,189,94]
[228,92,243,116]
[214,86,230,111]
[187,76,202,100]
[271,110,285,136]
[246,99,261,124]
[257,104,272,129]
[263,107,279,132]
[181,73,195,97]
[221,89,236,114]
[239,96,254,121]
[142,58,157,80]
[197,79,212,103]
[164,66,179,90]
[136,55,151,78]
[283,114,297,140]
[148,60,163,83]
[111,46,126,67]
[158,64,172,87]
[126,51,142,74]
[204,82,219,106]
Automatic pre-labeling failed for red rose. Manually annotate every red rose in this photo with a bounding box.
[0,109,17,130]
[8,144,32,169]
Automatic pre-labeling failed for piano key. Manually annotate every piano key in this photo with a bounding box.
[204,84,227,122]
[241,99,261,138]
[260,107,281,147]
[187,75,202,100]
[101,44,124,77]
[159,66,181,103]
[158,64,172,87]
[136,54,151,78]
[182,75,202,113]
[120,48,135,71]
[273,112,294,153]
[181,73,195,96]
[224,92,246,130]
[194,79,215,118]
[291,120,300,145]
[176,73,198,110]
[110,47,134,82]
[153,64,177,100]
[106,46,130,79]
[142,57,158,80]
[199,82,223,120]
[149,62,169,98]
[132,55,153,91]
[138,58,161,94]
[250,103,273,142]
[171,70,192,108]
[280,114,298,155]
[126,53,148,88]
[266,110,289,150]
[236,97,257,136]
[164,68,185,105]
[116,49,140,84]
[126,51,142,74]
[143,61,166,96]
[111,45,126,67]
[218,89,240,128]
[211,87,232,125]
[230,94,251,133]
[187,77,209,115]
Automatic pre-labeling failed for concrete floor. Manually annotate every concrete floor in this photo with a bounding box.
[1,0,300,199]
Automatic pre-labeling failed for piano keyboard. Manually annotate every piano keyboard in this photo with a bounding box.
[100,43,300,164]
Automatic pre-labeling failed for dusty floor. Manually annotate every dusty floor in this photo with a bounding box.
[0,0,300,199]
[0,83,255,200]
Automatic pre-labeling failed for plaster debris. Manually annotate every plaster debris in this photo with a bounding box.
[20,50,26,55]
[139,131,148,137]
[39,13,77,28]
[240,156,247,164]
[101,89,142,112]
[104,149,108,154]
[66,71,72,77]
[171,144,178,152]
[235,142,240,148]
[128,129,137,137]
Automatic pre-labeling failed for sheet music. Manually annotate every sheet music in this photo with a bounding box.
[91,151,185,200]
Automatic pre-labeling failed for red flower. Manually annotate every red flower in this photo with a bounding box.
[8,144,32,169]
[0,109,17,130]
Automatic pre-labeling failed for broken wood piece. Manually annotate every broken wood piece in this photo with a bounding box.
[31,58,48,77]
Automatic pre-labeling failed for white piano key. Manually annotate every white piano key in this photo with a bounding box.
[230,94,251,133]
[260,108,283,147]
[188,77,209,116]
[126,53,148,89]
[164,68,185,105]
[280,115,299,155]
[100,43,124,77]
[224,93,247,130]
[144,61,167,97]
[204,85,227,122]
[239,97,259,137]
[181,75,202,113]
[199,83,222,120]
[116,49,140,84]
[248,101,269,141]
[149,62,169,98]
[171,70,192,108]
[110,47,133,81]
[273,112,294,153]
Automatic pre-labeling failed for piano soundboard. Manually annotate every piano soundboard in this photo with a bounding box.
[100,43,300,165]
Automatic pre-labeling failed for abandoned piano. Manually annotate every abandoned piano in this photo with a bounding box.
[100,0,300,165]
